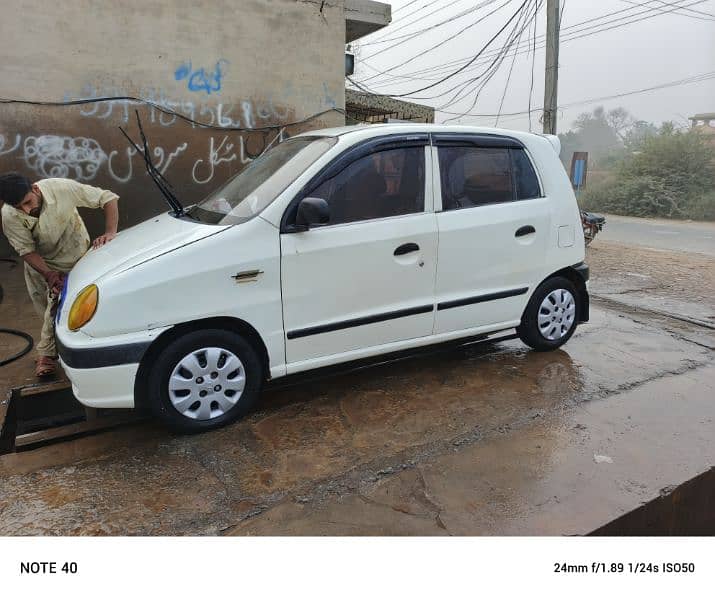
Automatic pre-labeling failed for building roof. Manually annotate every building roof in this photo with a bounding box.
[345,1,391,43]
[689,113,715,121]
[345,89,435,123]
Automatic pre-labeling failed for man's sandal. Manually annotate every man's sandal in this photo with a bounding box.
[35,356,57,378]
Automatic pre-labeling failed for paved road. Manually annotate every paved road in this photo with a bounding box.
[596,214,715,256]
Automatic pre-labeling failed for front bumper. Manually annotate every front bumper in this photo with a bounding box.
[60,360,139,409]
[56,327,168,409]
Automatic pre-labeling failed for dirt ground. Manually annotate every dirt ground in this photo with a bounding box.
[586,239,715,326]
[0,237,713,535]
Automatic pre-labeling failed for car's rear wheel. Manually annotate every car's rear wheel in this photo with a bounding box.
[517,276,579,351]
[147,329,262,432]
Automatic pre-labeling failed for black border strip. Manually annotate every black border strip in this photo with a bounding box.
[56,337,151,369]
[431,133,525,149]
[287,304,434,340]
[438,287,528,311]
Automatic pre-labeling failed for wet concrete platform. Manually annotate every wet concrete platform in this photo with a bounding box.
[0,290,713,535]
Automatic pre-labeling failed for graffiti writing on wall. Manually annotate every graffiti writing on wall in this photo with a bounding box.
[174,60,228,95]
[23,136,107,181]
[1,66,334,189]
[67,85,291,129]
[1,129,287,185]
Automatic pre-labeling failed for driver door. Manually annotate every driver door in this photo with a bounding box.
[280,140,437,370]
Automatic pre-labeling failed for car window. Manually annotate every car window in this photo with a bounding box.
[309,146,425,226]
[512,148,541,199]
[438,146,513,210]
[188,136,337,225]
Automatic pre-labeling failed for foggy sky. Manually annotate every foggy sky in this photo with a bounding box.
[351,0,715,132]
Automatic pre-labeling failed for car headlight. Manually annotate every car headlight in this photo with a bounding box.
[68,284,99,331]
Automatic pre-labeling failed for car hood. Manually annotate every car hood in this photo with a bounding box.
[68,211,228,289]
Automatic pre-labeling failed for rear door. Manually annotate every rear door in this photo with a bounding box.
[280,136,438,368]
[433,134,551,335]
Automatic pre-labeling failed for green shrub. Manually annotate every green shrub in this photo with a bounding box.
[577,129,715,220]
[686,190,715,221]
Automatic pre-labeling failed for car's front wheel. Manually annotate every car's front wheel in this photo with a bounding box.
[147,329,262,432]
[517,276,579,351]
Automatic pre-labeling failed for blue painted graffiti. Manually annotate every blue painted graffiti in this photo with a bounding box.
[175,60,228,95]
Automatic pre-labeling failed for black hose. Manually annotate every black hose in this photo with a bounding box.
[0,328,34,366]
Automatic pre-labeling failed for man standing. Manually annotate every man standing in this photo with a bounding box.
[0,173,119,377]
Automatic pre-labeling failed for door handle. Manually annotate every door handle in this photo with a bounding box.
[394,242,420,256]
[515,225,536,237]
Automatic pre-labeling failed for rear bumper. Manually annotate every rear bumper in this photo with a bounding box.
[573,261,590,323]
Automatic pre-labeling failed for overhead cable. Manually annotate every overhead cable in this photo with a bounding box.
[358,0,708,87]
[433,71,715,119]
[0,96,346,132]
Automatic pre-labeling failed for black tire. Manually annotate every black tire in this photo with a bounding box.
[147,328,263,433]
[517,276,579,351]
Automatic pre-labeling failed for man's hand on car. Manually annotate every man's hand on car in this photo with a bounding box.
[92,231,117,249]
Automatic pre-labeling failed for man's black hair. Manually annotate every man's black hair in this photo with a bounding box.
[0,172,32,206]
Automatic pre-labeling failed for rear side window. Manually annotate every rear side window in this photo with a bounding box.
[438,146,542,210]
[309,146,425,226]
[438,147,513,210]
[512,148,541,199]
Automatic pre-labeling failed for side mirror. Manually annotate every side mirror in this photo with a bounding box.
[294,197,330,231]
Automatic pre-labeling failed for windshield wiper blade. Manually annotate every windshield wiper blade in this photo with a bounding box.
[119,111,185,216]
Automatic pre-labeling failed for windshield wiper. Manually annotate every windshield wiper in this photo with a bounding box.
[119,110,185,217]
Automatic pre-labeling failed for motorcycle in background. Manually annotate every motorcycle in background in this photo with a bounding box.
[581,211,606,246]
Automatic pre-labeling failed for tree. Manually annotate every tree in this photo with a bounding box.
[623,120,658,151]
[604,107,633,142]
[559,106,632,167]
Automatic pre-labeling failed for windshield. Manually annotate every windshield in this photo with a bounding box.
[187,136,337,225]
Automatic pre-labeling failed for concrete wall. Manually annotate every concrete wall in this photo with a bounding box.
[0,0,347,256]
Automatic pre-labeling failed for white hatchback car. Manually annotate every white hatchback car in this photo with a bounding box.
[56,124,589,432]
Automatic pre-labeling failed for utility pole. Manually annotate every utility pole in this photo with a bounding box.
[543,0,560,134]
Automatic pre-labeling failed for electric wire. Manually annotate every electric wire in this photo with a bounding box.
[350,0,709,113]
[621,0,715,20]
[359,0,463,46]
[361,0,508,62]
[379,0,537,105]
[442,0,538,123]
[440,0,535,108]
[0,97,346,132]
[393,0,423,15]
[358,0,708,87]
[363,0,705,87]
[353,0,531,99]
[359,0,516,82]
[495,0,532,126]
[527,0,537,130]
[360,0,705,85]
[433,70,715,120]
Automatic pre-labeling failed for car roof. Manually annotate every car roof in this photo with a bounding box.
[297,123,549,146]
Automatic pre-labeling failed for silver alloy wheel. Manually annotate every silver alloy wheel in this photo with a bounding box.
[538,289,576,341]
[168,347,246,421]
